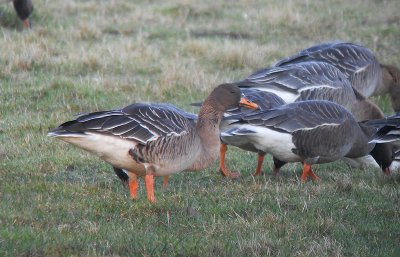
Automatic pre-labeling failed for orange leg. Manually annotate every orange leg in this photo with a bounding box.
[300,163,320,181]
[145,174,155,203]
[252,153,266,176]
[163,176,169,188]
[219,143,241,178]
[128,174,138,199]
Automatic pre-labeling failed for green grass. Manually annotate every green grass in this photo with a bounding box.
[1,0,400,256]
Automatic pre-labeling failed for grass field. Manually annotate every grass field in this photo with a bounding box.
[1,0,400,256]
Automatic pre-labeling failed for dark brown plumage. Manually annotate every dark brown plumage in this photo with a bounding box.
[11,0,33,28]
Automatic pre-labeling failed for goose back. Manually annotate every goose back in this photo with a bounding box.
[274,41,381,97]
[237,61,357,108]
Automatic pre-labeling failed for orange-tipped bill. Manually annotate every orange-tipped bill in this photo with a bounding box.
[239,97,258,110]
[23,19,30,29]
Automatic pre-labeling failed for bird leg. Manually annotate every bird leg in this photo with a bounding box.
[219,143,241,178]
[252,152,266,176]
[144,174,155,203]
[128,173,138,199]
[300,163,320,181]
[163,176,169,188]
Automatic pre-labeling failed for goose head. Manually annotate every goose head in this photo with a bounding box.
[13,0,33,28]
[206,83,258,112]
[369,143,393,174]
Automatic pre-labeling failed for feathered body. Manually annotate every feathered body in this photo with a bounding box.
[48,84,258,202]
[224,100,400,178]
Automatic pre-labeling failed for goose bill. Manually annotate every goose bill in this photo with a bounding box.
[239,97,258,110]
[23,19,30,29]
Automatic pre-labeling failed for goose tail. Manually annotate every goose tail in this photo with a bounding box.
[364,113,400,143]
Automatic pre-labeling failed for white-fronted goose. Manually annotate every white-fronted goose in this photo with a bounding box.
[222,100,400,180]
[48,84,258,203]
[274,41,400,111]
[1,0,33,28]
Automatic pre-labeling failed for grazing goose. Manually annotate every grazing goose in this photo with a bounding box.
[274,41,400,111]
[236,61,383,121]
[219,88,286,177]
[220,61,387,177]
[48,84,258,203]
[222,100,400,181]
[1,0,33,28]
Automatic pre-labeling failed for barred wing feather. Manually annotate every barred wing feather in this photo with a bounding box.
[49,103,195,145]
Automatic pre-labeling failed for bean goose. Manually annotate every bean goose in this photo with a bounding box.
[1,0,33,28]
[237,61,383,121]
[222,100,400,180]
[274,41,400,111]
[220,61,387,177]
[219,88,286,177]
[48,84,258,203]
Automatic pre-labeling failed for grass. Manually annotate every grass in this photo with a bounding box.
[1,0,400,256]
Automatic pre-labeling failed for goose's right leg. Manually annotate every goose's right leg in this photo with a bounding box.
[219,143,241,178]
[144,174,155,203]
[252,152,266,176]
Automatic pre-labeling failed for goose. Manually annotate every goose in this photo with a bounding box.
[274,41,400,111]
[236,61,384,121]
[219,88,286,177]
[48,84,258,203]
[1,0,33,28]
[219,61,388,177]
[222,100,400,181]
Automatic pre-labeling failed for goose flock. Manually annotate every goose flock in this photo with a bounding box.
[48,41,400,203]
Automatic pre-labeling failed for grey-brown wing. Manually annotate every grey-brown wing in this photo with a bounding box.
[235,100,350,133]
[49,103,194,144]
[236,62,354,103]
[274,41,377,79]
